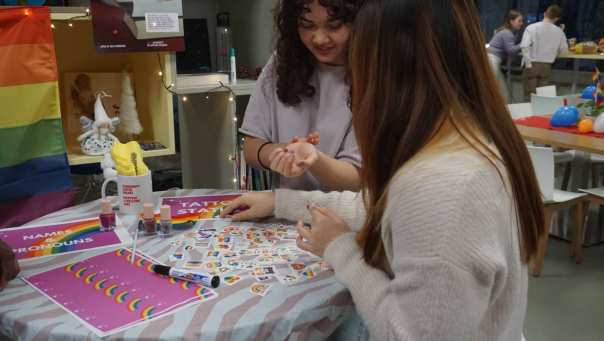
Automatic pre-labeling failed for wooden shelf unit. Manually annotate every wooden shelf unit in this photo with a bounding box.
[51,8,176,166]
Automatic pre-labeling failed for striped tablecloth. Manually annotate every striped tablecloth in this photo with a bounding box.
[0,189,354,341]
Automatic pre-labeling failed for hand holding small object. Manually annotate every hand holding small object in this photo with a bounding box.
[268,142,319,177]
[291,132,320,145]
[296,204,352,257]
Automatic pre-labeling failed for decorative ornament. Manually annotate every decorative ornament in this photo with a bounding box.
[578,118,594,133]
[551,99,579,127]
[594,113,604,133]
[77,91,120,155]
[118,72,143,139]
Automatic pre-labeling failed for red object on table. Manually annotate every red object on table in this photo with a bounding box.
[514,115,604,138]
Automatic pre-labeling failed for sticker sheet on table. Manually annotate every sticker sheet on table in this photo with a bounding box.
[168,220,333,293]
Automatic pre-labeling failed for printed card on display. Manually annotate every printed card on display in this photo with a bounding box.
[0,218,131,261]
[161,194,241,220]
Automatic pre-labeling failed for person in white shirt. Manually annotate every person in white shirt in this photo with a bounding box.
[520,5,568,100]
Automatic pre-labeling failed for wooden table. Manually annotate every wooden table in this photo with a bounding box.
[516,124,604,154]
[558,51,604,94]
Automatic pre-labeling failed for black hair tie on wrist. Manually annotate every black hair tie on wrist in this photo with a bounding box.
[257,141,272,170]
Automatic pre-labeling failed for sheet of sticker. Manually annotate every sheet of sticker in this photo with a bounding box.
[166,220,331,297]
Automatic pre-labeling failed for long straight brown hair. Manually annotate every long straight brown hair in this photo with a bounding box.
[351,0,544,267]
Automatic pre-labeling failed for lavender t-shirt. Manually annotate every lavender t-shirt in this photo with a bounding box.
[240,56,361,191]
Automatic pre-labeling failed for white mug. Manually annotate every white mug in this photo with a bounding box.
[101,172,153,215]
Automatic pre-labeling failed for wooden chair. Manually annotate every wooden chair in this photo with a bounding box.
[528,146,587,276]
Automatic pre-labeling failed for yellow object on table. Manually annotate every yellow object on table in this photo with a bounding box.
[111,141,149,176]
[578,118,594,133]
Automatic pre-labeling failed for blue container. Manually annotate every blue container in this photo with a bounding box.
[551,105,580,127]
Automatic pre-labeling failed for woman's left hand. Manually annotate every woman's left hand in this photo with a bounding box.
[268,142,319,177]
[296,204,352,257]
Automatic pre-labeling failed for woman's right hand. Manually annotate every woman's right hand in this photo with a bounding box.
[0,239,19,290]
[220,192,276,221]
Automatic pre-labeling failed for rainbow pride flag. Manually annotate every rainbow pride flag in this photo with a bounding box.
[0,7,73,228]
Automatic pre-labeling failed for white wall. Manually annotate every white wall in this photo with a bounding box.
[182,0,277,71]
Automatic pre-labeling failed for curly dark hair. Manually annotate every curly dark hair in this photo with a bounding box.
[273,0,363,106]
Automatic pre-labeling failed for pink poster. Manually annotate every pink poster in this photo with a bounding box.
[24,248,218,337]
[0,218,131,261]
[161,194,241,220]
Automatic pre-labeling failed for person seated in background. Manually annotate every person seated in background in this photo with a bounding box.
[520,4,568,100]
[487,9,524,101]
[0,240,19,291]
[222,0,544,339]
[240,0,363,192]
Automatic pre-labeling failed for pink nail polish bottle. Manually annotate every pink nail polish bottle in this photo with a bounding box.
[143,203,157,236]
[158,205,172,238]
[99,199,116,232]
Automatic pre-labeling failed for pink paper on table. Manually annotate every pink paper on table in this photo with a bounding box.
[0,218,130,261]
[161,194,241,220]
[24,248,218,337]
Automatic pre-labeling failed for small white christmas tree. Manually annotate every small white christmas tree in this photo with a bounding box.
[119,72,143,138]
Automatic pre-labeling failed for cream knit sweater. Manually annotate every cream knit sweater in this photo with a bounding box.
[274,138,527,341]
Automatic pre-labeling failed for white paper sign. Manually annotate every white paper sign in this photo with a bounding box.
[145,13,179,33]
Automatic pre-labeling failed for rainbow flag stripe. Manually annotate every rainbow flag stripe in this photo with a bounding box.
[25,219,102,258]
[180,281,191,290]
[0,7,73,228]
[153,212,196,228]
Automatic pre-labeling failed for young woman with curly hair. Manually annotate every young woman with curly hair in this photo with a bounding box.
[240,0,363,192]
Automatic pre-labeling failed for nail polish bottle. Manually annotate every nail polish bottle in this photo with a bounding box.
[142,203,157,236]
[158,205,172,238]
[99,199,116,232]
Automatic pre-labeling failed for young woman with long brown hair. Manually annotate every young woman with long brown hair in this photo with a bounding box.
[487,10,524,101]
[223,0,544,339]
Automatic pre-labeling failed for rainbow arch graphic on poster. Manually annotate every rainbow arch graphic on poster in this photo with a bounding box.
[84,272,97,284]
[64,262,80,272]
[25,219,102,258]
[104,284,118,297]
[74,267,88,278]
[141,305,155,320]
[195,287,216,300]
[94,279,108,290]
[127,298,141,312]
[114,291,129,304]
